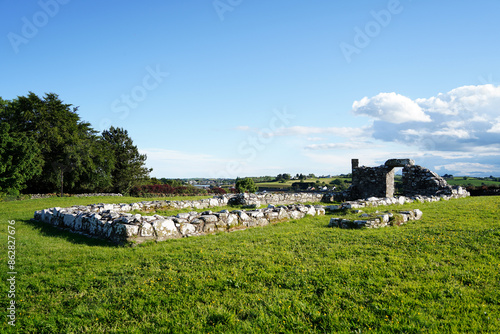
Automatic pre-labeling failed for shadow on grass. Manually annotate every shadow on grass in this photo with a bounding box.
[25,219,119,248]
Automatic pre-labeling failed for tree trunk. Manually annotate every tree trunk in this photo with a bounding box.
[60,168,64,197]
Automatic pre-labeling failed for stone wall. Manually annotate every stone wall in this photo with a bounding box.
[34,203,326,244]
[347,158,469,200]
[350,165,395,199]
[402,165,455,197]
[32,190,472,243]
[228,193,324,207]
[329,209,423,229]
[32,193,327,244]
[29,193,123,199]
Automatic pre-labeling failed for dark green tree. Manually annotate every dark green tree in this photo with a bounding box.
[0,92,118,194]
[160,178,185,187]
[1,92,103,194]
[102,126,152,194]
[235,177,257,193]
[0,122,42,195]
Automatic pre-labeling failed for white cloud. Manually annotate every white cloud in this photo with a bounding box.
[487,118,500,133]
[416,84,500,116]
[400,129,426,136]
[141,148,219,162]
[435,162,496,175]
[305,142,377,150]
[360,85,500,153]
[352,92,431,124]
[234,125,369,140]
[271,126,368,138]
[140,148,232,178]
[345,84,500,176]
[431,128,471,139]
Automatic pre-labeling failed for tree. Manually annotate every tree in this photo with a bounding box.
[1,92,105,194]
[160,178,185,187]
[275,173,291,182]
[102,126,152,194]
[235,177,257,193]
[0,122,42,195]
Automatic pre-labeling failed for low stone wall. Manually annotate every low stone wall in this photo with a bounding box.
[228,193,324,206]
[29,193,123,199]
[34,204,326,244]
[32,191,470,243]
[322,186,469,205]
[324,191,468,212]
[329,209,423,229]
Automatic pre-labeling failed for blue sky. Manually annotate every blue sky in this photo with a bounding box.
[2,0,500,178]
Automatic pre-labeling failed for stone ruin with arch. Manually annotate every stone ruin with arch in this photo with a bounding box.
[32,158,470,243]
[345,158,466,200]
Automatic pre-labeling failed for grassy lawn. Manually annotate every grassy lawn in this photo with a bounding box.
[1,196,499,333]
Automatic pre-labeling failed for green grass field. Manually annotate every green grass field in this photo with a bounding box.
[446,177,500,187]
[256,177,350,189]
[1,196,499,333]
[255,176,500,190]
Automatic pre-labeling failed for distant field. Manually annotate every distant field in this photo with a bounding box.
[256,176,500,190]
[447,177,500,187]
[1,195,499,332]
[256,177,350,189]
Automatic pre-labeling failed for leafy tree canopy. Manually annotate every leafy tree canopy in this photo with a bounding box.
[0,93,151,195]
[0,122,42,195]
[235,177,257,193]
[102,126,152,194]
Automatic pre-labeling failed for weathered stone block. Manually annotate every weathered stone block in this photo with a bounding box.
[180,223,196,236]
[114,223,139,239]
[385,158,415,167]
[152,219,179,240]
[200,215,218,223]
[140,222,154,237]
[176,213,190,219]
[204,223,217,233]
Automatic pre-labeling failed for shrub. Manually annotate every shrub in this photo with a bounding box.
[210,187,227,195]
[129,184,210,197]
[235,178,257,193]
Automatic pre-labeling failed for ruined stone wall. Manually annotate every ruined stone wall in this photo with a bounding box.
[228,193,324,207]
[350,165,394,199]
[347,158,468,200]
[402,165,455,197]
[329,209,423,229]
[34,203,326,244]
[29,193,123,199]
